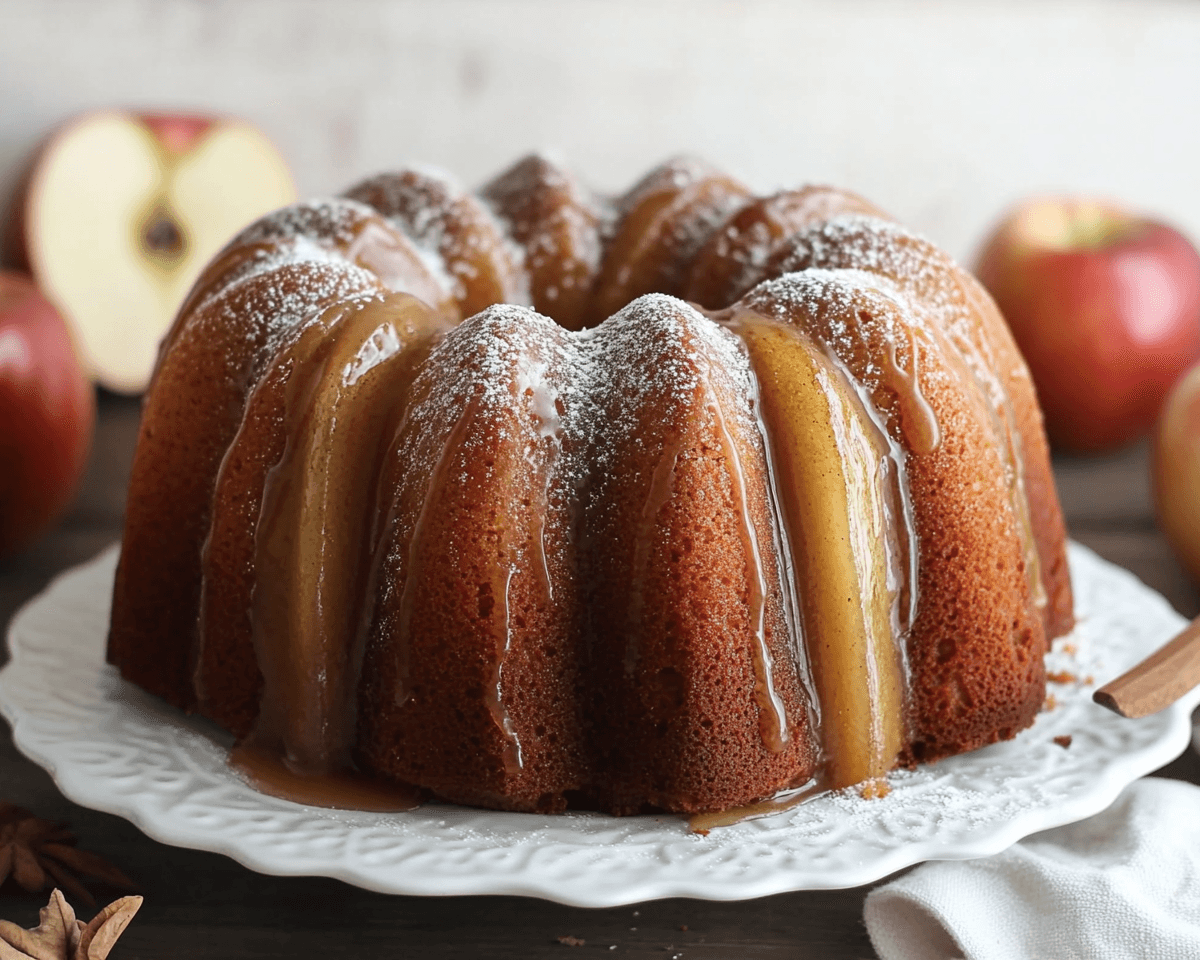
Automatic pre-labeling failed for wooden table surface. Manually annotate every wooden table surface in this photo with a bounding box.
[3,393,1199,959]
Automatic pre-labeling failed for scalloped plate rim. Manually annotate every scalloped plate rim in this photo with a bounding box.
[2,541,1197,906]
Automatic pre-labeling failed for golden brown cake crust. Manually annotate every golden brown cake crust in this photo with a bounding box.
[355,299,819,814]
[586,158,751,325]
[480,155,604,332]
[576,298,817,813]
[685,185,887,310]
[356,307,592,812]
[344,169,525,318]
[761,216,1074,648]
[110,199,435,709]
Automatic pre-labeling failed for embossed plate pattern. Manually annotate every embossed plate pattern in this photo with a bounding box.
[2,542,1198,906]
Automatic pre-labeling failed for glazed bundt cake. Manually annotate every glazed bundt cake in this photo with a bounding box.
[107,156,1074,816]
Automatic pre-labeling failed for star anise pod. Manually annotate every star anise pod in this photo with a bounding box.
[0,804,135,908]
[0,888,142,960]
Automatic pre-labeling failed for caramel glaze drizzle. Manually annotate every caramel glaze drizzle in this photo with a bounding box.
[229,743,421,813]
[689,777,826,834]
[521,357,566,606]
[622,347,789,753]
[694,283,1049,830]
[487,354,568,774]
[710,306,918,811]
[240,294,449,797]
[486,355,570,776]
[882,331,941,456]
[228,290,940,821]
[920,311,1046,616]
[702,370,790,754]
[382,411,526,777]
[941,278,1046,615]
[162,208,458,389]
[483,563,523,777]
[385,351,567,780]
[220,277,997,824]
[345,218,457,319]
[852,314,927,640]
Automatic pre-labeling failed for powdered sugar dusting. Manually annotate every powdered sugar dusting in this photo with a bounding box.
[184,199,387,319]
[480,155,604,320]
[771,215,983,366]
[638,159,749,262]
[710,211,780,294]
[345,170,526,308]
[767,214,1023,496]
[691,187,885,308]
[620,156,722,208]
[232,198,378,249]
[346,170,461,252]
[740,268,954,401]
[381,293,760,580]
[194,259,384,372]
[583,293,756,491]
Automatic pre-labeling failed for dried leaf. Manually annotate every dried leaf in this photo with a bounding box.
[0,930,35,960]
[73,896,141,960]
[0,889,79,960]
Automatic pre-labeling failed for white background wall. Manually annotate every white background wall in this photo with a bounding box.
[2,0,1199,263]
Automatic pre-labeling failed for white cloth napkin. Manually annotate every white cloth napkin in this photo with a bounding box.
[864,777,1200,960]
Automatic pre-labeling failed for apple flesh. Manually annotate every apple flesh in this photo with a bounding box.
[975,197,1200,453]
[0,271,95,557]
[7,110,296,394]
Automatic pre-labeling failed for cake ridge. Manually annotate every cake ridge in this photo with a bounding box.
[730,267,925,649]
[765,214,1069,637]
[344,168,531,314]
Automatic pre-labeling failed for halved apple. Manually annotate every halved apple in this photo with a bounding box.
[9,110,295,393]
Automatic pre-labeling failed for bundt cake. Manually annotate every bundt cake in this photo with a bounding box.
[107,155,1074,817]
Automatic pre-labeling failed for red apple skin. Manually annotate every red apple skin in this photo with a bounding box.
[976,201,1200,454]
[0,271,95,557]
[1153,361,1200,585]
[139,114,214,155]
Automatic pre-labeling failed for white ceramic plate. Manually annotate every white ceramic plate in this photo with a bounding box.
[2,542,1197,907]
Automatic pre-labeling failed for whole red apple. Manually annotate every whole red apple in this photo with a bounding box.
[1153,361,1200,585]
[975,197,1200,453]
[0,271,95,557]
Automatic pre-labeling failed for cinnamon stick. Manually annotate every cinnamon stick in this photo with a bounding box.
[1093,615,1200,718]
